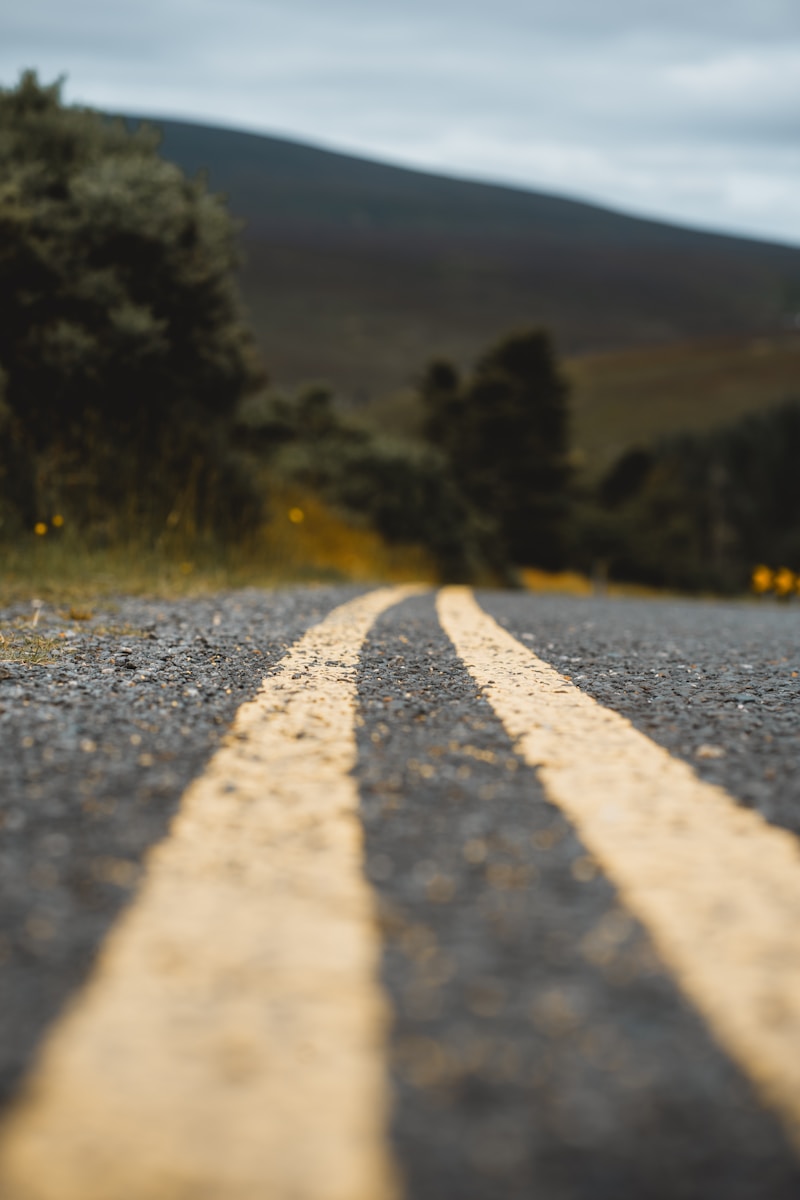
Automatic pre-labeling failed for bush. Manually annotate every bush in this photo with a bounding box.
[235,387,503,580]
[0,72,264,540]
[590,399,800,591]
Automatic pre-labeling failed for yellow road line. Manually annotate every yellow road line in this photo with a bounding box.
[438,587,800,1152]
[0,586,421,1200]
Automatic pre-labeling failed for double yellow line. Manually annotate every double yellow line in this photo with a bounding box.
[438,589,800,1154]
[2,586,800,1198]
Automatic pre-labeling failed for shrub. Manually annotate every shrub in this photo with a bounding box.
[591,398,800,591]
[0,72,264,540]
[235,387,502,581]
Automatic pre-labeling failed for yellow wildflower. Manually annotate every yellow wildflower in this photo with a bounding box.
[773,567,795,597]
[750,564,773,594]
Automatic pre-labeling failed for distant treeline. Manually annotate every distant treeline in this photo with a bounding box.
[584,400,800,592]
[2,73,798,591]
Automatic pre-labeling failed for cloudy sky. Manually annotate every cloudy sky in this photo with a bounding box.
[3,0,800,245]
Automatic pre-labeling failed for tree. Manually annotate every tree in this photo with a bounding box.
[235,386,502,581]
[590,398,800,591]
[0,72,264,533]
[421,329,571,567]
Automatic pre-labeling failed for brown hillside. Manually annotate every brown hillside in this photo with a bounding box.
[133,116,800,408]
[568,333,800,476]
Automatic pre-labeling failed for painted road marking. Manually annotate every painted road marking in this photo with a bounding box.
[438,587,800,1153]
[0,586,422,1200]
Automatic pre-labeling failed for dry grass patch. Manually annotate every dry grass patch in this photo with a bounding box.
[520,567,669,599]
[0,627,64,666]
[0,488,436,609]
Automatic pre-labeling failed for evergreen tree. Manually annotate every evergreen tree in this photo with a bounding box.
[422,330,571,567]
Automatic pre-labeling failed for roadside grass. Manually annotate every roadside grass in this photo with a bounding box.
[0,626,64,665]
[0,488,437,608]
[520,568,668,599]
[0,608,178,668]
[5,484,761,612]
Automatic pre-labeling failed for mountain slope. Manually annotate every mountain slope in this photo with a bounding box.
[129,115,800,404]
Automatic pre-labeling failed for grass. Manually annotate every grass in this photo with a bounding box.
[0,625,64,665]
[0,487,437,609]
[0,610,158,667]
[519,568,668,599]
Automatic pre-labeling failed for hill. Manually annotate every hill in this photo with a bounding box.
[567,332,800,476]
[129,116,800,409]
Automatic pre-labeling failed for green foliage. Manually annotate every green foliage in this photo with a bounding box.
[421,330,572,567]
[235,387,500,580]
[590,399,800,591]
[328,440,499,583]
[0,72,264,540]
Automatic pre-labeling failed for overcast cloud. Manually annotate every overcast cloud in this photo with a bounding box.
[3,0,800,244]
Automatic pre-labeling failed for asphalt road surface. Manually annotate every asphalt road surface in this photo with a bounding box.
[0,584,799,1199]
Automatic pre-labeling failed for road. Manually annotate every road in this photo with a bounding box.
[0,584,799,1198]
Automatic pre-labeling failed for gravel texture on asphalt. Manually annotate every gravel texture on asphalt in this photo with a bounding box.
[0,585,363,1106]
[1,584,799,1199]
[355,592,800,1200]
[479,591,800,838]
